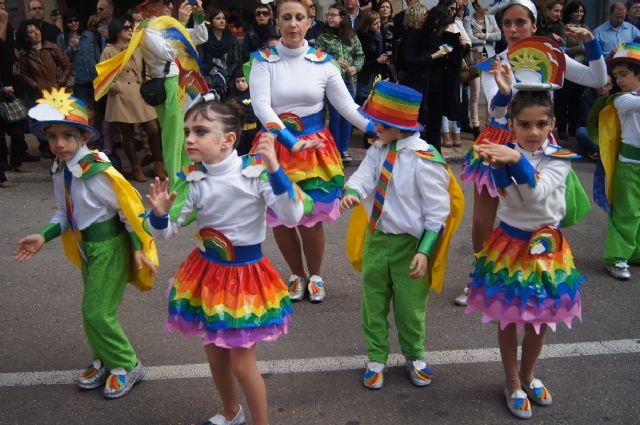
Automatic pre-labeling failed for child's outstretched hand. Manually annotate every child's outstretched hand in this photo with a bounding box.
[339,194,360,212]
[134,250,157,277]
[147,177,177,217]
[409,253,428,278]
[255,132,279,172]
[14,234,45,261]
[491,56,512,95]
[474,143,521,168]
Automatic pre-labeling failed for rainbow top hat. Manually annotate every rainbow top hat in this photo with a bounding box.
[507,36,566,91]
[358,80,423,131]
[28,88,100,142]
[607,43,640,69]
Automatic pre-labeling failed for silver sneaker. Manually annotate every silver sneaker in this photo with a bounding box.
[405,359,433,387]
[454,287,469,307]
[606,261,631,280]
[287,274,306,301]
[77,359,109,390]
[504,388,532,419]
[362,361,385,390]
[202,405,246,425]
[103,361,145,399]
[522,378,552,406]
[307,275,326,303]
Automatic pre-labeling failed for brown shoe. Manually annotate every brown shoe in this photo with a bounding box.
[153,161,168,180]
[453,133,462,147]
[132,164,147,182]
[0,180,15,188]
[441,132,453,148]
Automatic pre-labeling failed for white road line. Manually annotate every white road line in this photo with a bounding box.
[1,338,639,387]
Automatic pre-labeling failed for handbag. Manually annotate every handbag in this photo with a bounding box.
[460,49,484,83]
[0,94,28,123]
[140,61,171,106]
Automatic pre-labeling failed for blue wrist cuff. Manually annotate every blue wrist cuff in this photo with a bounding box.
[491,165,512,189]
[366,120,376,137]
[268,167,292,195]
[149,212,169,229]
[491,90,512,108]
[272,127,297,150]
[508,155,537,187]
[584,39,602,62]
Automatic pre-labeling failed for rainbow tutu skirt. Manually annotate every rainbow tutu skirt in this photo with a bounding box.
[460,123,514,198]
[166,237,292,348]
[465,223,585,333]
[253,111,343,227]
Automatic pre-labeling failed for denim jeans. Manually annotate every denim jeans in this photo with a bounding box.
[575,127,598,155]
[441,116,460,134]
[328,80,356,154]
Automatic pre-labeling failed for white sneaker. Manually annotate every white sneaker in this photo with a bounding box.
[454,287,469,306]
[202,405,246,425]
[606,261,631,280]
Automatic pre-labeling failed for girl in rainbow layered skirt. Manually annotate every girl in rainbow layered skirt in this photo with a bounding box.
[249,0,374,303]
[145,97,308,425]
[455,0,605,306]
[465,71,586,419]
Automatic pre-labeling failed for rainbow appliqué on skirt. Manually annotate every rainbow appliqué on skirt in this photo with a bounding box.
[166,243,293,348]
[465,225,585,333]
[460,124,514,197]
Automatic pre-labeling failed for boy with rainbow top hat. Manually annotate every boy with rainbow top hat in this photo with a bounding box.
[13,88,158,399]
[591,42,640,280]
[340,81,464,390]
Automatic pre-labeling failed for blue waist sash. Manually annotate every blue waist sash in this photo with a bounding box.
[199,243,263,265]
[499,222,532,241]
[263,111,325,138]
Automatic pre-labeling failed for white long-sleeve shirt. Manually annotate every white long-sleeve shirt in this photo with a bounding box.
[614,91,640,164]
[493,140,570,231]
[140,17,208,78]
[147,152,304,245]
[249,40,370,133]
[345,132,451,239]
[48,145,134,234]
[483,41,607,125]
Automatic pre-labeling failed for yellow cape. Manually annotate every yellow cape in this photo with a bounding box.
[598,103,622,206]
[60,166,159,292]
[93,16,200,101]
[345,167,464,293]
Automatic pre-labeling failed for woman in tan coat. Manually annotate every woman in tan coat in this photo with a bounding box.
[101,17,165,182]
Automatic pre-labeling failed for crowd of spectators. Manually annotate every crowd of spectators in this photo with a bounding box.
[2,0,640,188]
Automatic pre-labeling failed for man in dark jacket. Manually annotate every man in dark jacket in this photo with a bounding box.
[26,0,60,44]
[305,0,325,46]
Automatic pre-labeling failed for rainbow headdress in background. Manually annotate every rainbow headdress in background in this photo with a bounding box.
[507,36,566,91]
[358,80,423,131]
[607,42,640,69]
[28,87,100,142]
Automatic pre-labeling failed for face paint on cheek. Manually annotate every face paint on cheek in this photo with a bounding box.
[211,124,223,141]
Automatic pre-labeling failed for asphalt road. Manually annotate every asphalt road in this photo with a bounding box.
[1,158,639,425]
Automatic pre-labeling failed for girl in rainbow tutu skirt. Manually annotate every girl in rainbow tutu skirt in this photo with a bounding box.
[145,97,309,425]
[465,63,588,419]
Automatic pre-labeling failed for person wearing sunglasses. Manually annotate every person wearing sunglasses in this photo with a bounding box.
[101,17,166,183]
[242,3,279,60]
[56,9,101,110]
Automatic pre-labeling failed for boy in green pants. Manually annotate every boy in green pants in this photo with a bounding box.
[14,88,158,398]
[341,81,462,389]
